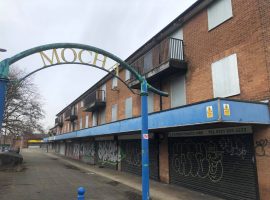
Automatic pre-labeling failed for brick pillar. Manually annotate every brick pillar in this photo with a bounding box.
[253,126,270,200]
[159,134,169,183]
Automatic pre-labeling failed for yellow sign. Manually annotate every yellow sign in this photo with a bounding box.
[28,140,43,143]
[223,104,231,116]
[206,106,213,118]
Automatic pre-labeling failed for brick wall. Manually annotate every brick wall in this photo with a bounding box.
[183,0,270,103]
[254,126,270,200]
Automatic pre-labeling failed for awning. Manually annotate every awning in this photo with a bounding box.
[43,98,270,142]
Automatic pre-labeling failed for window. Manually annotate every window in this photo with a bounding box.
[79,117,82,129]
[170,28,183,40]
[143,51,152,73]
[148,92,154,113]
[211,53,240,97]
[101,84,106,100]
[125,97,133,118]
[92,112,97,127]
[125,69,131,81]
[85,114,89,128]
[170,75,186,108]
[81,101,84,108]
[112,77,118,89]
[111,104,118,122]
[67,123,70,132]
[100,109,106,125]
[207,0,233,30]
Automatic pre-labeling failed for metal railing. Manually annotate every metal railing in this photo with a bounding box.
[84,90,106,108]
[130,37,185,81]
[169,37,184,60]
[64,106,78,121]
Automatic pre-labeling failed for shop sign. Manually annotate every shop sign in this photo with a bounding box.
[223,103,231,116]
[206,106,213,118]
[168,126,252,137]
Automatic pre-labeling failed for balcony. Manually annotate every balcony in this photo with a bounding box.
[84,90,106,112]
[55,117,63,127]
[64,107,78,122]
[129,37,187,88]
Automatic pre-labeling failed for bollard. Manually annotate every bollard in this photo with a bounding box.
[77,187,85,200]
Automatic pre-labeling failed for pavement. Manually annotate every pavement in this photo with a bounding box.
[0,149,223,200]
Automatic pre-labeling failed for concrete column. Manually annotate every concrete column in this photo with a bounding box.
[253,126,270,200]
[159,133,169,183]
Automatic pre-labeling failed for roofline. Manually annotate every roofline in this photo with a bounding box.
[55,0,215,117]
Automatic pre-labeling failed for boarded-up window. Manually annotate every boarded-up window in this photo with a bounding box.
[125,97,133,118]
[148,92,154,113]
[143,51,152,73]
[81,101,84,108]
[85,114,89,128]
[112,77,118,89]
[111,104,118,122]
[79,117,82,129]
[100,109,106,125]
[208,0,233,30]
[211,53,240,97]
[92,112,97,127]
[125,69,131,81]
[101,84,106,100]
[170,75,186,108]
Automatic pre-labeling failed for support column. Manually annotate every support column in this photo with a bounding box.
[0,78,8,130]
[141,79,150,200]
[159,133,169,183]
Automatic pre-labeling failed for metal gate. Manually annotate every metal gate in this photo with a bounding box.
[120,139,159,180]
[95,140,118,170]
[169,134,259,200]
[59,143,65,155]
[80,141,95,164]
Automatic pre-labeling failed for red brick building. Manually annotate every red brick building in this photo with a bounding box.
[45,0,270,199]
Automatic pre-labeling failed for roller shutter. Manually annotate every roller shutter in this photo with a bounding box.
[95,140,118,170]
[59,143,65,155]
[169,134,259,200]
[120,139,159,180]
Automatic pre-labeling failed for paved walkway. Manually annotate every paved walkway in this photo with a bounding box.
[45,149,223,200]
[0,149,223,200]
[0,149,142,200]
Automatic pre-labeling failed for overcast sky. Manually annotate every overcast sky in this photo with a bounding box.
[0,0,196,130]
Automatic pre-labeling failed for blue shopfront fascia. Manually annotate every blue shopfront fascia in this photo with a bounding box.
[44,98,270,142]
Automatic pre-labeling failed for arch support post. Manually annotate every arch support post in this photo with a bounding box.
[0,60,9,131]
[141,79,150,200]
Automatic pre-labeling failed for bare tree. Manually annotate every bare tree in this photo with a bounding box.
[1,67,45,143]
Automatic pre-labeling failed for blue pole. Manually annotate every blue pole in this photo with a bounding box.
[77,187,85,200]
[141,79,150,200]
[0,78,8,130]
[0,59,9,131]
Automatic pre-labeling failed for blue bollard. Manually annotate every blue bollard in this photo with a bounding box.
[77,187,85,200]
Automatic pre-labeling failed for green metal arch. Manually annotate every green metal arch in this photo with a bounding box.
[0,43,168,96]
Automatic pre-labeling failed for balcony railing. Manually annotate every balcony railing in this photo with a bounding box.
[84,90,106,112]
[129,37,187,88]
[64,107,78,122]
[55,118,63,127]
